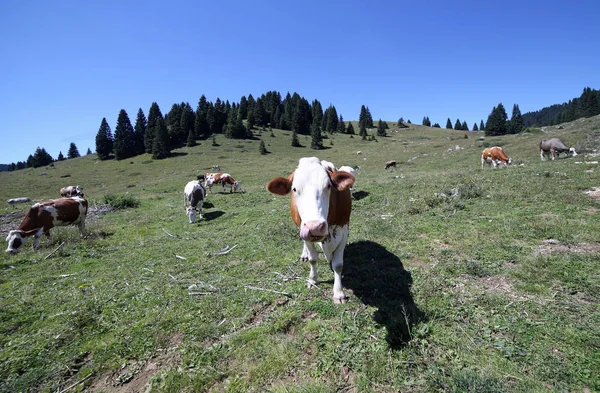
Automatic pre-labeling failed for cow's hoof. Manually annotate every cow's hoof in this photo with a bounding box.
[306,279,317,289]
[333,296,347,304]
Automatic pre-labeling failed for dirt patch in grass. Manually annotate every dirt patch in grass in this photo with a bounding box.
[87,333,183,393]
[0,211,25,236]
[535,239,600,255]
[584,187,600,201]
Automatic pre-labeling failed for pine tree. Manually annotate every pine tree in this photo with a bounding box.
[347,122,355,135]
[67,142,80,159]
[377,119,387,136]
[310,123,324,150]
[180,103,195,143]
[292,99,311,135]
[422,116,431,126]
[485,103,508,136]
[113,109,136,160]
[473,123,479,131]
[194,95,210,139]
[461,121,468,131]
[312,99,323,129]
[259,140,268,154]
[152,116,170,159]
[291,129,301,147]
[324,105,338,133]
[86,148,92,155]
[145,103,163,153]
[133,108,147,155]
[57,152,65,161]
[95,117,114,160]
[337,115,346,134]
[359,123,367,140]
[186,129,196,147]
[508,104,524,134]
[446,118,453,129]
[32,147,53,167]
[480,120,485,131]
[454,119,462,130]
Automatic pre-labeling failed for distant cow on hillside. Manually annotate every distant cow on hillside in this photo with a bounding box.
[184,180,206,223]
[384,160,397,169]
[481,146,512,168]
[539,138,577,160]
[60,185,84,197]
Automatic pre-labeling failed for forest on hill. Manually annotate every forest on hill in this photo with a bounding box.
[3,86,599,171]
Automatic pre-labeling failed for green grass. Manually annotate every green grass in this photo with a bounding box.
[1,116,600,392]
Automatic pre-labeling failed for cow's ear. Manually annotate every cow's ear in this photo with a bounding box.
[331,171,355,191]
[267,177,292,196]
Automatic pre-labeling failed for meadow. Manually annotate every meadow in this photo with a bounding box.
[1,117,599,392]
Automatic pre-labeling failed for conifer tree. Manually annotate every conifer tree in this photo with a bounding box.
[194,95,210,139]
[480,120,485,131]
[473,123,479,131]
[324,105,338,133]
[57,152,65,161]
[145,103,163,153]
[95,117,114,160]
[152,116,170,159]
[337,115,346,134]
[446,118,453,129]
[461,121,468,131]
[67,142,80,159]
[259,140,268,155]
[86,148,92,155]
[113,109,136,160]
[454,119,462,130]
[186,129,196,147]
[180,103,195,142]
[422,116,431,126]
[310,123,324,150]
[377,119,387,136]
[485,103,508,136]
[312,99,323,129]
[509,104,524,134]
[347,122,355,135]
[134,108,147,155]
[291,129,301,147]
[359,123,367,140]
[31,147,53,167]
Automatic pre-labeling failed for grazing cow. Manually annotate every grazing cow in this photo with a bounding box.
[481,146,512,168]
[206,173,241,193]
[539,138,578,161]
[184,180,206,223]
[60,185,84,197]
[384,160,397,169]
[267,157,355,304]
[7,197,32,205]
[5,197,88,254]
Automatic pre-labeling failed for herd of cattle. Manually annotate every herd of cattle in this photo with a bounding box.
[3,137,579,303]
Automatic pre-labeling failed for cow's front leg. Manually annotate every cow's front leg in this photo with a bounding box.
[301,241,319,288]
[321,226,349,304]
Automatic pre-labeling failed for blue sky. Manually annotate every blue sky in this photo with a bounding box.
[1,0,599,164]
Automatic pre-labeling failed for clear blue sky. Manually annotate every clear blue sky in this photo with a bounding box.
[1,0,599,164]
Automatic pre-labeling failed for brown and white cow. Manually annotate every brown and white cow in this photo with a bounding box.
[184,180,206,223]
[481,146,512,168]
[205,173,241,193]
[384,160,397,169]
[5,197,88,254]
[267,157,355,304]
[60,185,84,197]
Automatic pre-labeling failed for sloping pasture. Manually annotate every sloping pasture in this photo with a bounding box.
[1,118,599,392]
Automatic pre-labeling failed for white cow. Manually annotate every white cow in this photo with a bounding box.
[184,180,206,223]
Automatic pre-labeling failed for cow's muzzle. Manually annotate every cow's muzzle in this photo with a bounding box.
[300,221,327,242]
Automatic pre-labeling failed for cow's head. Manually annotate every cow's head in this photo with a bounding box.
[267,157,354,242]
[569,147,578,157]
[5,230,25,254]
[186,206,198,223]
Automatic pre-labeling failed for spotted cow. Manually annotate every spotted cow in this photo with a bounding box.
[267,157,355,304]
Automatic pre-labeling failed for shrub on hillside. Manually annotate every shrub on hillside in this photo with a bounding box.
[103,194,140,209]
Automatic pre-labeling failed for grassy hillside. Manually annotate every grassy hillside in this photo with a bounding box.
[1,117,599,392]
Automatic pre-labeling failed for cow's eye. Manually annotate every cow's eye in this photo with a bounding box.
[292,187,297,192]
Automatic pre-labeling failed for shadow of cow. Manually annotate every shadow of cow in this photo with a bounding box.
[343,240,426,349]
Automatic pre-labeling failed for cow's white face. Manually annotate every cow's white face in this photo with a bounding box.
[569,147,578,157]
[5,230,25,254]
[292,158,333,242]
